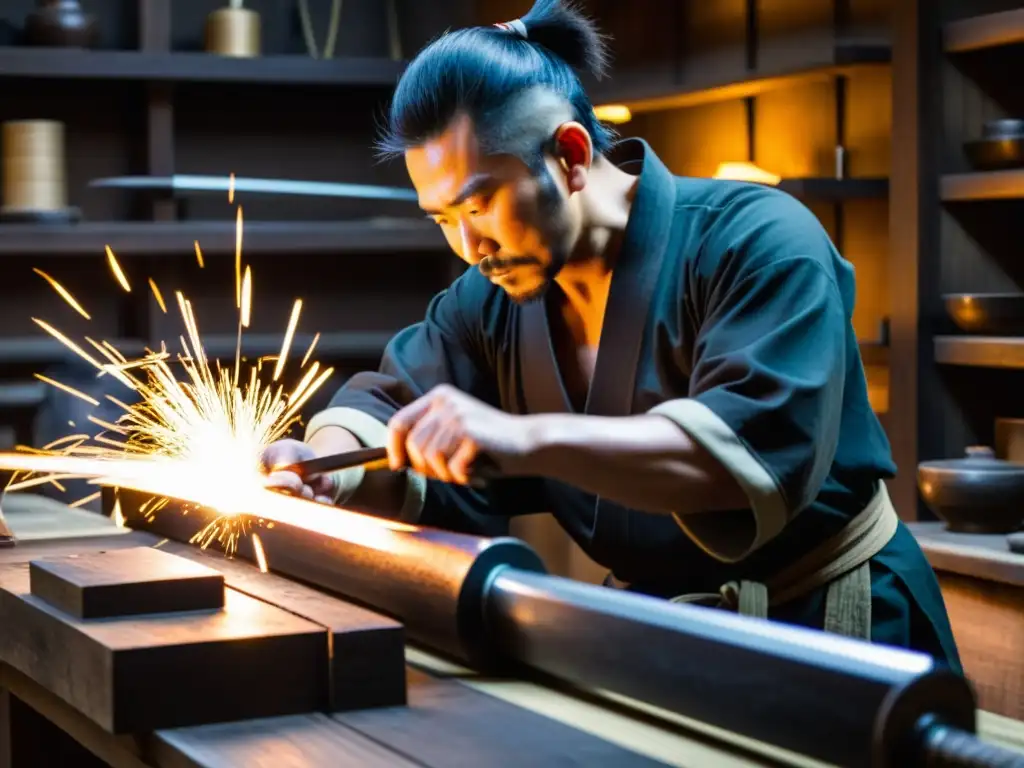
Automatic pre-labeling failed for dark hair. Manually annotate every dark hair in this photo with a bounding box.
[375,0,615,165]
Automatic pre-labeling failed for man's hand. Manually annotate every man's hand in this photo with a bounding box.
[261,439,336,504]
[387,384,538,485]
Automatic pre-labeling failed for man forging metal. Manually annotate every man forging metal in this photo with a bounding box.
[262,0,961,671]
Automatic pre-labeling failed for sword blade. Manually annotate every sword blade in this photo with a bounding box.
[89,175,419,202]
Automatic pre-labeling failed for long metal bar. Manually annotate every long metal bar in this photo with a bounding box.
[116,496,1022,767]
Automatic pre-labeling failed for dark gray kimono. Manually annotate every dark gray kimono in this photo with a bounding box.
[306,138,960,671]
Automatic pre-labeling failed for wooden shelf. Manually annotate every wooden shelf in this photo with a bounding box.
[590,39,890,114]
[945,9,1024,54]
[941,170,1024,202]
[778,177,889,201]
[0,48,404,87]
[0,219,445,257]
[934,336,1024,369]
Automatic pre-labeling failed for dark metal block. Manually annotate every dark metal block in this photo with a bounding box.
[29,547,224,619]
[0,564,327,733]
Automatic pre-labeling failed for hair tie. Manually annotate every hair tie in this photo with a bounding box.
[494,18,528,39]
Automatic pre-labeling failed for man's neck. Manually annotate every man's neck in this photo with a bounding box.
[554,156,639,343]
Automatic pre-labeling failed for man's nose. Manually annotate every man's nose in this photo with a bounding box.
[459,219,497,264]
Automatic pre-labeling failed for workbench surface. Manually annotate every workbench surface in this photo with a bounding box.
[0,498,1021,768]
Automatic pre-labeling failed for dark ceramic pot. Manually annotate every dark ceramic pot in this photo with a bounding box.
[24,0,97,49]
[918,446,1024,534]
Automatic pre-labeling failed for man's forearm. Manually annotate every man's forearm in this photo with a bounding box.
[522,413,749,516]
[307,425,408,516]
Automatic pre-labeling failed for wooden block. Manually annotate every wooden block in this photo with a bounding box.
[0,564,327,733]
[159,541,407,712]
[29,547,225,619]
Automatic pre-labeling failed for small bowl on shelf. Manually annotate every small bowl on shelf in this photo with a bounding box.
[943,293,1024,335]
[918,446,1024,534]
[964,119,1024,171]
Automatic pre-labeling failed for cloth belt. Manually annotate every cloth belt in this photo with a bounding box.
[609,482,899,640]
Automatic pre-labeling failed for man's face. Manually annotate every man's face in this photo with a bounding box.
[405,115,575,304]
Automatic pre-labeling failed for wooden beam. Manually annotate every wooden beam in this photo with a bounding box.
[0,565,327,733]
[28,548,225,619]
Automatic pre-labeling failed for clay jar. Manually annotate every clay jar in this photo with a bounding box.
[24,0,98,48]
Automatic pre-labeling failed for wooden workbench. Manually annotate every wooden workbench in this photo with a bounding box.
[0,498,1021,767]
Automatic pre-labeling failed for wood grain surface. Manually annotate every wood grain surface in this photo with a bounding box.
[0,564,327,733]
[28,547,225,619]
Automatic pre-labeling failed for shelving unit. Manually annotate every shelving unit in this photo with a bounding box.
[889,1,1024,518]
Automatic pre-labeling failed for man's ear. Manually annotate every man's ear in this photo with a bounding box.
[553,122,593,194]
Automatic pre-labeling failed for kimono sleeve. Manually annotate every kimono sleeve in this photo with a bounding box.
[304,272,499,524]
[649,195,848,563]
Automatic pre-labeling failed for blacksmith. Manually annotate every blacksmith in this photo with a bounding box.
[264,0,960,670]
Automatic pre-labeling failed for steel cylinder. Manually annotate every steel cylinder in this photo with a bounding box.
[482,568,977,768]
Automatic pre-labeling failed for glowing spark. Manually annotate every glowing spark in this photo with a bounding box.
[241,266,252,328]
[301,332,320,368]
[194,240,205,268]
[33,269,91,320]
[274,299,302,382]
[34,374,99,406]
[152,538,169,549]
[111,496,125,528]
[105,246,132,293]
[148,278,168,314]
[69,491,102,508]
[229,173,236,204]
[251,532,268,573]
[235,206,243,308]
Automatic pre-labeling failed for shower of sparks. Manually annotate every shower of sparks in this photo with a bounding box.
[32,269,91,320]
[105,246,132,292]
[0,208,418,564]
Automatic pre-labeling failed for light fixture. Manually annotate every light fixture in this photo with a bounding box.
[593,104,632,125]
[712,161,780,185]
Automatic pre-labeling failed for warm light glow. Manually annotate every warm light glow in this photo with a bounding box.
[194,240,205,269]
[593,104,632,124]
[712,161,781,185]
[0,225,420,562]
